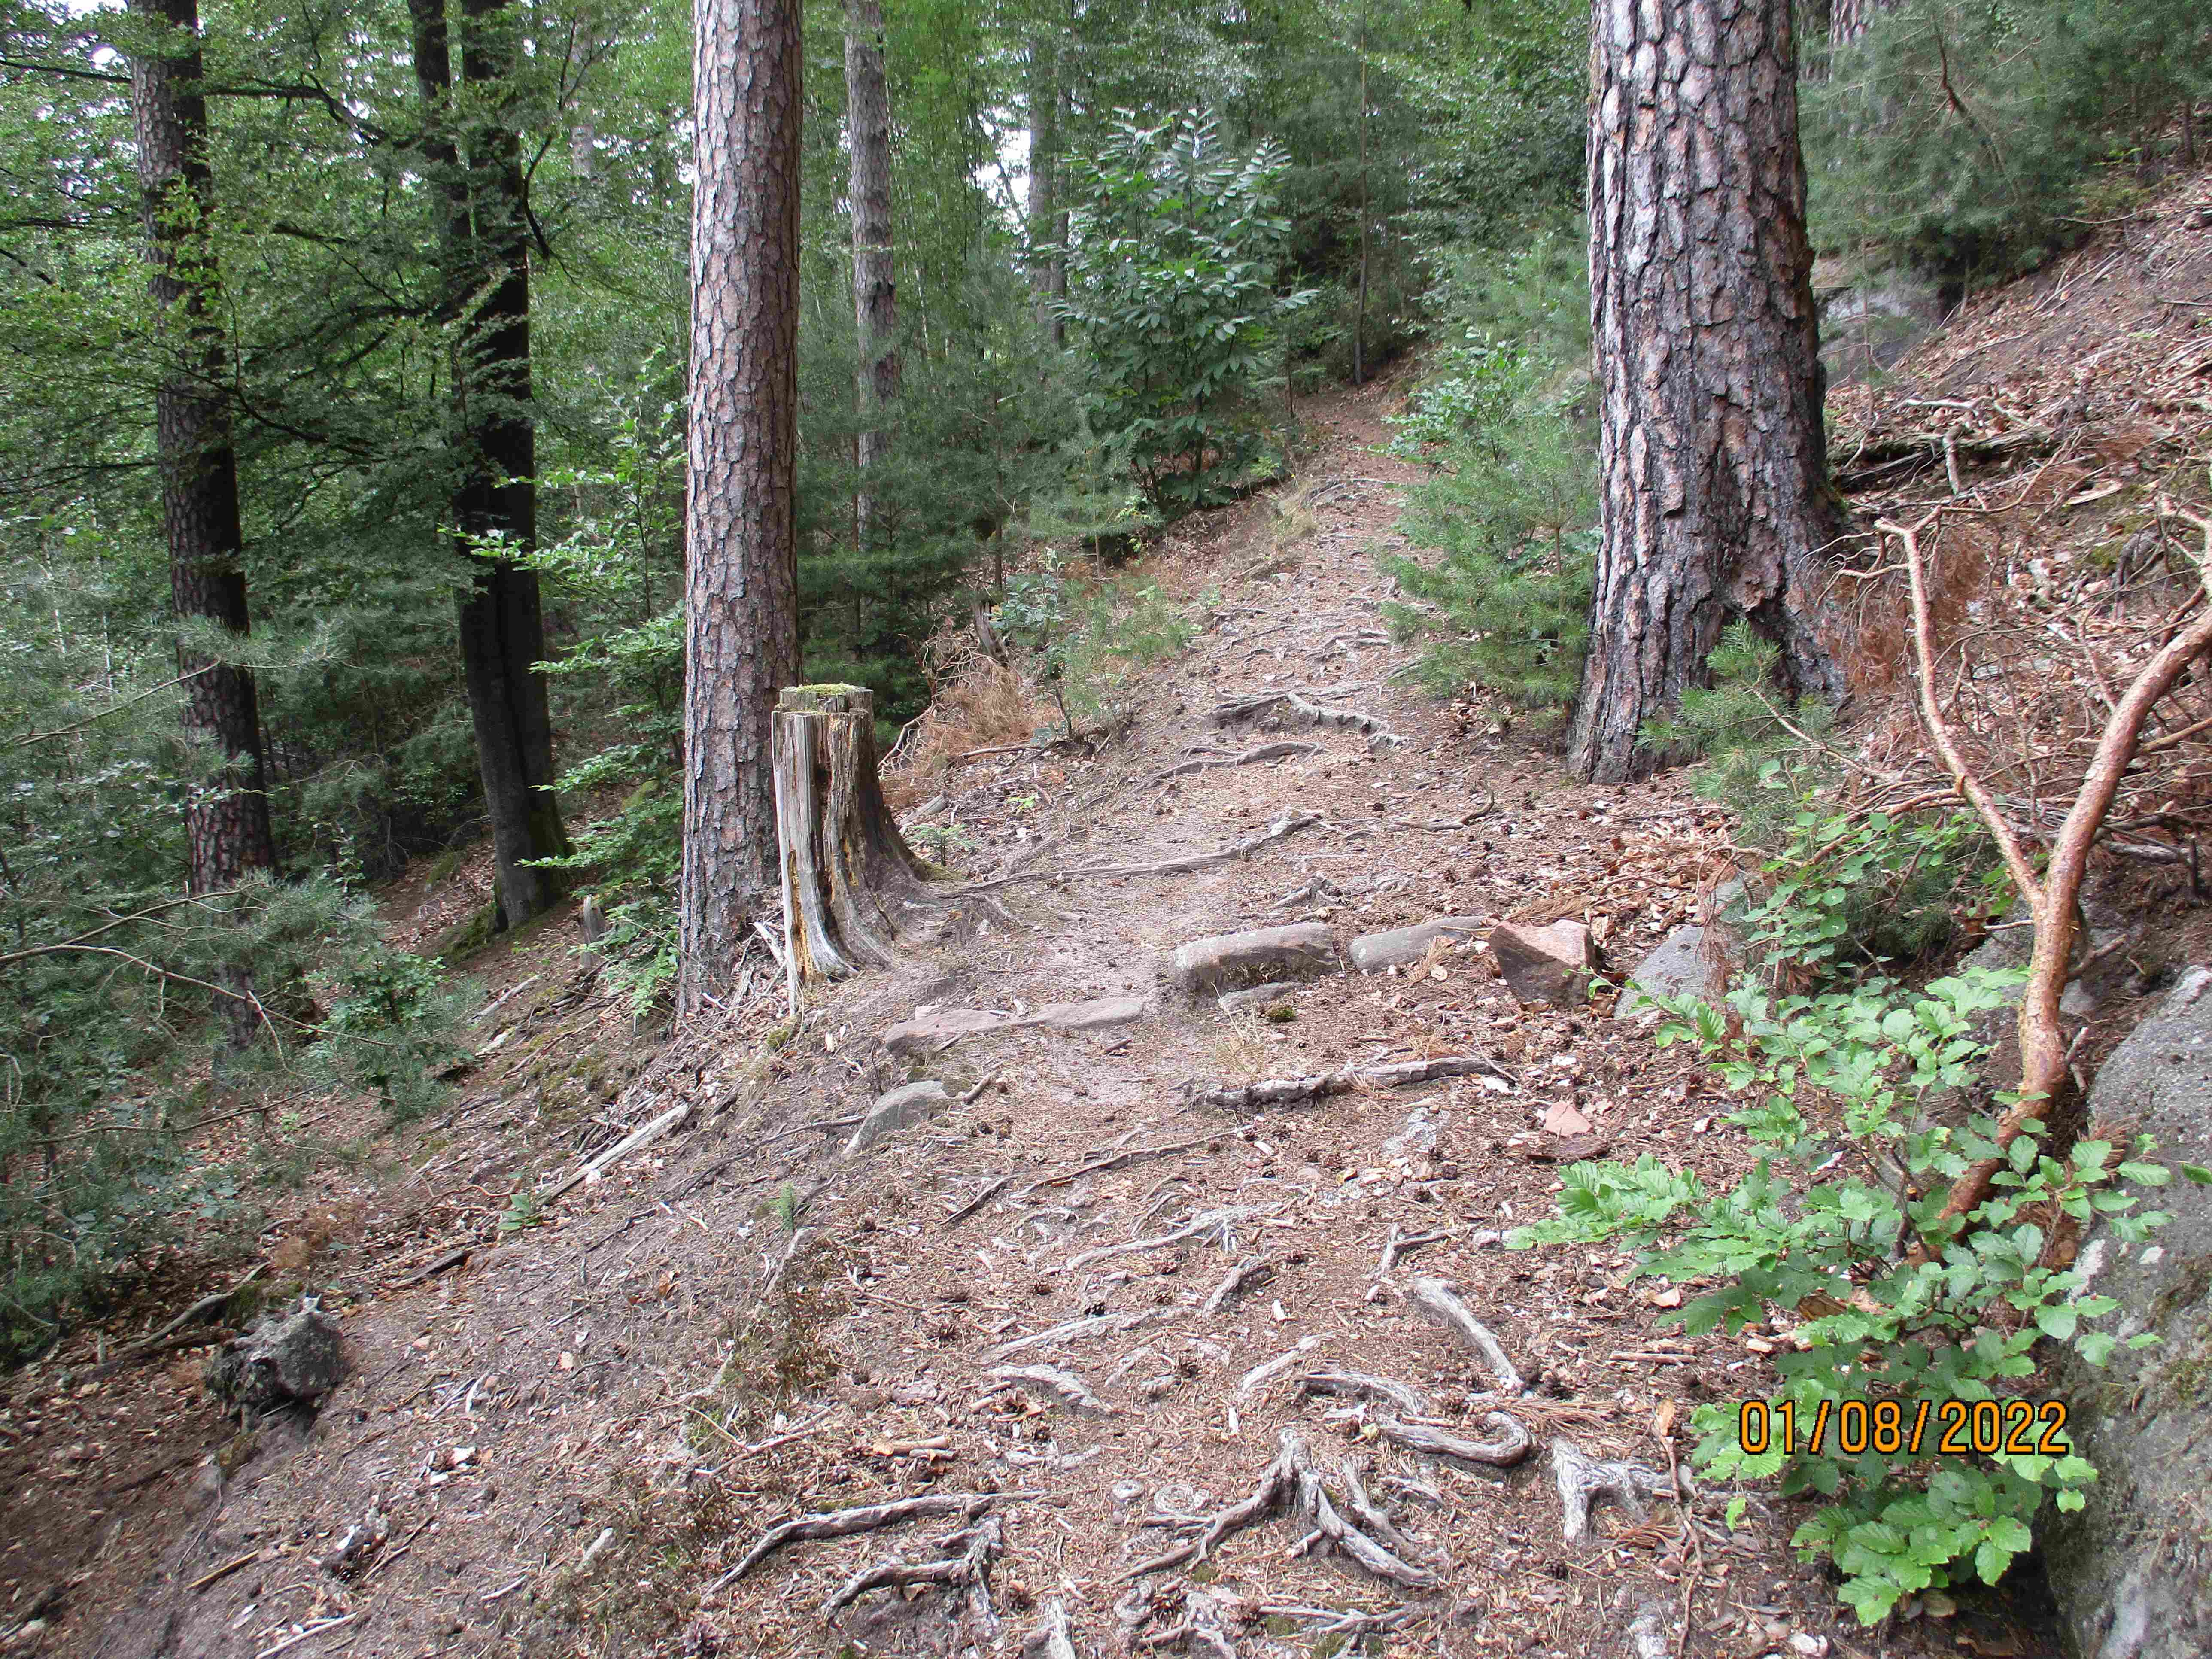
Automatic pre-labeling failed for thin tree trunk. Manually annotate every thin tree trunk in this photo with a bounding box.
[679,0,804,1019]
[1569,0,1843,784]
[1025,30,1061,340]
[417,0,569,929]
[128,0,279,1043]
[1353,15,1369,388]
[844,0,898,554]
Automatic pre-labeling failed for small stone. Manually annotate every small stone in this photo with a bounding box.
[1218,982,1302,1014]
[1788,1636,1829,1658]
[879,1008,1009,1056]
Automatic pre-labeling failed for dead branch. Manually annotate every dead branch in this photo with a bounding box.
[1296,1370,1434,1418]
[988,1364,1115,1415]
[1017,1138,1208,1200]
[942,1173,1016,1228]
[918,812,1322,899]
[1892,500,2212,1231]
[1236,1335,1321,1397]
[1405,1277,1525,1394]
[1379,1227,1455,1275]
[1551,1441,1681,1545]
[1376,1413,1532,1468]
[714,1492,1015,1589]
[1190,1054,1512,1112]
[1124,1429,1438,1589]
[1202,1254,1276,1314]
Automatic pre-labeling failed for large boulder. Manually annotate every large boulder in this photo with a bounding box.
[1613,924,1724,1027]
[1170,924,1337,993]
[2045,966,2212,1659]
[205,1301,346,1413]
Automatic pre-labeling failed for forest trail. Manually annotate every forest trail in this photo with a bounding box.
[40,372,1929,1659]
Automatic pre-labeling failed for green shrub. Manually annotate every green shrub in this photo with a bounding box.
[1514,953,2179,1624]
[1055,112,1317,515]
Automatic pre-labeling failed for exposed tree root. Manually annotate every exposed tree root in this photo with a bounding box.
[1259,1601,1424,1637]
[1551,1440,1682,1545]
[1189,1054,1512,1113]
[1377,1413,1532,1468]
[1124,1429,1440,1589]
[1296,1369,1434,1418]
[1202,1254,1276,1314]
[1153,740,1318,783]
[1024,1598,1080,1659]
[988,1363,1115,1415]
[1406,1277,1526,1394]
[917,812,1321,899]
[984,1307,1157,1363]
[714,1492,1014,1588]
[1063,1206,1264,1273]
[827,1515,1002,1632]
[1211,691,1401,753]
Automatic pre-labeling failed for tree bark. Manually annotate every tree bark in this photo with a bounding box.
[679,0,804,1019]
[128,0,279,1040]
[1570,0,1843,784]
[844,0,898,553]
[1024,30,1063,341]
[416,0,569,929]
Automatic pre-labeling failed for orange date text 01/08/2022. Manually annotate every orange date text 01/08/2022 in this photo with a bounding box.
[1733,1398,2071,1459]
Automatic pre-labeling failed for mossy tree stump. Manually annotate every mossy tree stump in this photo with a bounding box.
[772,684,939,981]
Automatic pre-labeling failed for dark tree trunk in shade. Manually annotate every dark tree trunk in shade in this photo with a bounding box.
[844,0,898,552]
[127,0,279,981]
[678,0,803,1018]
[414,0,569,928]
[1569,0,1844,784]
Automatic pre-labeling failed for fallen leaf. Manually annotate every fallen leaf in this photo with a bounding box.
[1540,1103,1592,1136]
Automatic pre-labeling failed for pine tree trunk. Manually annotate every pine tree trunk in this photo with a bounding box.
[416,0,570,929]
[772,686,938,981]
[680,0,804,1020]
[844,0,898,553]
[1570,0,1843,784]
[128,0,279,1044]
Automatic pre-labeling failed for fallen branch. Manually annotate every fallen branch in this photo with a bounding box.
[1124,1429,1438,1589]
[942,1173,1017,1228]
[1377,1413,1531,1468]
[1405,1277,1525,1395]
[916,812,1321,900]
[1552,1440,1681,1544]
[1202,1254,1276,1314]
[1190,1054,1512,1113]
[1236,1335,1320,1398]
[714,1492,1014,1589]
[1379,1227,1454,1275]
[1893,500,2212,1234]
[1016,1137,1208,1200]
[538,1097,692,1203]
[988,1364,1115,1416]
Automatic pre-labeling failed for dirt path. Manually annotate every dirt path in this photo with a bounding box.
[17,374,2030,1659]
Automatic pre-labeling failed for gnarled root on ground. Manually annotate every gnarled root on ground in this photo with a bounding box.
[1124,1429,1440,1590]
[1552,1440,1684,1544]
[827,1514,1003,1638]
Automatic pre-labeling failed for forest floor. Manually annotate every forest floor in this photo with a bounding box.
[6,164,2212,1659]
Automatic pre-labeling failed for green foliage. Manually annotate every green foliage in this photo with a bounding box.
[1056,112,1316,514]
[1805,0,2212,287]
[992,559,1199,734]
[1515,955,2170,1623]
[1381,223,1597,712]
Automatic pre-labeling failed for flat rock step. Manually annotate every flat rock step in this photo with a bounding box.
[881,996,1149,1057]
[1349,917,1486,973]
[1169,923,1337,993]
[844,1080,951,1155]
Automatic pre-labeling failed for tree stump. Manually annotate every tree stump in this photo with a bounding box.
[772,684,941,981]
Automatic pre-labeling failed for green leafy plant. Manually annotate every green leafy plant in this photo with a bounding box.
[1055,112,1316,514]
[1513,952,2173,1624]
